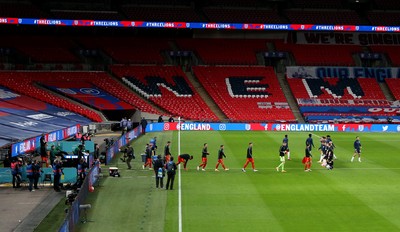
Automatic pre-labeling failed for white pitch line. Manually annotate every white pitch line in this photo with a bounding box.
[202,167,400,170]
[178,162,182,232]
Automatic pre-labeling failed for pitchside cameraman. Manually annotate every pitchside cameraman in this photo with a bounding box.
[120,144,135,169]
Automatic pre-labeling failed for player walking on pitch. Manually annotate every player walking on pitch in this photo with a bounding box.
[306,134,315,151]
[242,142,258,172]
[197,143,209,171]
[215,145,229,171]
[164,141,172,163]
[303,144,312,172]
[351,136,362,162]
[276,142,288,173]
[283,135,291,160]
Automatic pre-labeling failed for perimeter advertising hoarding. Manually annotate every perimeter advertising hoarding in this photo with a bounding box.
[147,122,400,133]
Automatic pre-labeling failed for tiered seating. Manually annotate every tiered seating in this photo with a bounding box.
[39,80,135,111]
[208,0,259,7]
[0,2,48,18]
[372,0,400,10]
[285,9,363,25]
[0,36,80,63]
[367,11,400,26]
[274,41,361,66]
[203,7,286,24]
[193,66,295,122]
[0,72,102,122]
[369,45,400,66]
[50,10,123,20]
[121,6,202,22]
[30,71,159,114]
[111,65,218,121]
[384,78,400,100]
[288,77,387,103]
[78,37,170,64]
[291,0,343,9]
[176,38,268,65]
[287,76,391,123]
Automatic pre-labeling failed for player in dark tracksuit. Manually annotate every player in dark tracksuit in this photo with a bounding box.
[326,135,337,159]
[197,143,209,171]
[303,145,312,172]
[176,154,193,170]
[283,135,291,160]
[324,142,334,170]
[215,145,229,171]
[276,142,288,172]
[306,134,315,151]
[242,142,257,172]
[351,136,362,162]
[164,141,172,163]
[143,144,153,169]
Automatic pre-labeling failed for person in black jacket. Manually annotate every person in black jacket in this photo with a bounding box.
[153,155,165,189]
[166,156,177,190]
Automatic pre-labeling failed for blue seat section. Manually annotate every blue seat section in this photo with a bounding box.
[0,86,91,124]
[0,112,64,133]
[0,123,39,141]
[0,101,79,127]
[306,78,364,97]
[42,82,134,110]
[125,75,193,96]
[229,77,270,96]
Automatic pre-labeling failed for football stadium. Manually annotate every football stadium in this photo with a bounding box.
[0,0,400,232]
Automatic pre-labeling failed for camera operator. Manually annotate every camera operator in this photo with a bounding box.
[77,157,88,181]
[121,144,134,169]
[53,159,64,192]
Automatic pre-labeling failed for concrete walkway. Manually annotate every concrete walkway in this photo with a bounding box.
[0,184,64,232]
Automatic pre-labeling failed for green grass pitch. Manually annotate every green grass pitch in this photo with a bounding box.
[56,131,400,232]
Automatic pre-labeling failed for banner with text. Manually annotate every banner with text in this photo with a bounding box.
[297,32,400,45]
[146,122,400,133]
[286,66,400,81]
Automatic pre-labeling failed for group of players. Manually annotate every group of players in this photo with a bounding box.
[139,133,362,173]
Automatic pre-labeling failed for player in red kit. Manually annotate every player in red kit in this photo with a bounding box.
[176,154,193,171]
[242,142,258,172]
[197,143,209,171]
[215,145,229,171]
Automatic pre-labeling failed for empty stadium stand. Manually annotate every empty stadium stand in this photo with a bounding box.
[193,66,295,122]
[0,72,103,122]
[78,37,170,64]
[274,40,362,66]
[287,75,393,123]
[175,38,269,65]
[0,71,161,122]
[111,65,218,121]
[203,7,286,24]
[0,35,80,63]
[122,5,202,22]
[50,10,123,20]
[285,9,363,25]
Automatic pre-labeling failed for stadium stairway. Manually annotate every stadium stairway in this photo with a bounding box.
[185,71,228,121]
[106,71,167,116]
[378,82,396,101]
[276,73,304,123]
